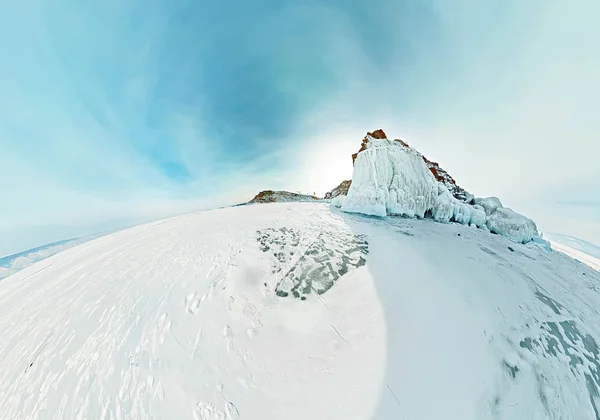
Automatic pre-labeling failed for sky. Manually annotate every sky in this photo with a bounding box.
[1,0,599,256]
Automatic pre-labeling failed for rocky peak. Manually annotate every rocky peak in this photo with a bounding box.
[368,129,388,139]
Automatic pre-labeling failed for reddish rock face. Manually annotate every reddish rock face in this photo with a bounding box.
[395,139,410,148]
[422,157,470,201]
[350,129,472,202]
[369,129,387,139]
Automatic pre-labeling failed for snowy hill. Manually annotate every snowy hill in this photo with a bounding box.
[2,202,600,419]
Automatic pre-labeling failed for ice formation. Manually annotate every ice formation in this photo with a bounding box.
[469,205,487,228]
[431,186,456,223]
[431,186,487,228]
[339,133,540,243]
[341,138,439,218]
[486,207,539,244]
[474,197,503,216]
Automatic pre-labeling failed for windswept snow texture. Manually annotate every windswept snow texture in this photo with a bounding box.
[341,138,438,218]
[2,202,600,419]
[0,237,98,280]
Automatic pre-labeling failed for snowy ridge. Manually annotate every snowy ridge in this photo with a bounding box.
[339,132,541,244]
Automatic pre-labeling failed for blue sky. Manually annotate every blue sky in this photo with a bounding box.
[1,0,599,256]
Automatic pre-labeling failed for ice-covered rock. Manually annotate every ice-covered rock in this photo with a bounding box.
[423,157,471,202]
[452,200,473,225]
[464,192,475,205]
[431,186,455,223]
[487,207,539,244]
[341,138,439,217]
[350,129,472,202]
[475,197,503,216]
[431,186,483,227]
[469,205,487,228]
[338,129,542,244]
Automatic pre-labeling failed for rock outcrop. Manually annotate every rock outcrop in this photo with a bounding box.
[423,157,472,202]
[324,180,351,199]
[249,190,319,204]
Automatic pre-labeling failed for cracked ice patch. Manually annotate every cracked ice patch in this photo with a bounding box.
[256,226,368,298]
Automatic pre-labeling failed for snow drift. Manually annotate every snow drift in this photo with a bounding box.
[340,133,540,243]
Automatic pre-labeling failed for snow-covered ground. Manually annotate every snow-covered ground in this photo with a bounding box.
[1,202,600,419]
